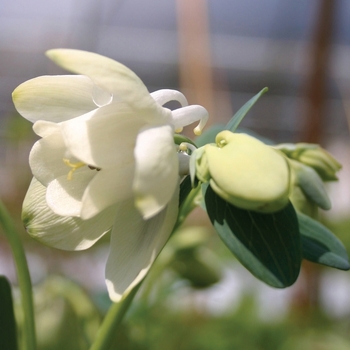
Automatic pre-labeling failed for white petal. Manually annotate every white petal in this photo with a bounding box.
[46,49,166,123]
[170,105,209,135]
[22,178,116,250]
[29,126,69,186]
[80,164,135,220]
[105,187,179,302]
[12,75,98,123]
[151,89,188,107]
[32,120,60,138]
[133,124,179,219]
[46,168,96,217]
[61,103,145,168]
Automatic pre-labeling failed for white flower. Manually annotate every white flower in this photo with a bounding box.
[13,49,208,301]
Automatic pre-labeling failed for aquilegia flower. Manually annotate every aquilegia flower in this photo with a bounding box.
[13,49,208,301]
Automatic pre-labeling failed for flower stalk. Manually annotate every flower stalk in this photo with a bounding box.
[0,200,36,350]
[89,282,142,350]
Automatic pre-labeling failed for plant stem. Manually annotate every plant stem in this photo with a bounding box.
[89,283,141,350]
[89,185,199,350]
[175,184,201,231]
[0,200,36,350]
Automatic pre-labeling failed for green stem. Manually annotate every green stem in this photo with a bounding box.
[89,283,141,350]
[175,185,201,232]
[0,200,36,350]
[89,186,200,350]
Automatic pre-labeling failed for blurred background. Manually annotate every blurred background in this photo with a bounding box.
[1,0,350,349]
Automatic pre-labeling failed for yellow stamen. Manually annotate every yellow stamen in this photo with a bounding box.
[175,127,184,133]
[63,158,86,180]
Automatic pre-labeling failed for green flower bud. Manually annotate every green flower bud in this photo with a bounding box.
[196,131,290,213]
[288,158,331,215]
[289,185,318,218]
[276,143,341,181]
[192,146,210,184]
[159,227,221,289]
[171,249,221,289]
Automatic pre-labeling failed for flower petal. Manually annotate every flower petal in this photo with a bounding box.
[22,178,116,250]
[105,187,179,302]
[151,89,188,107]
[33,120,60,138]
[170,105,209,135]
[46,169,96,217]
[46,49,166,123]
[80,163,135,220]
[12,75,98,123]
[133,124,179,219]
[29,125,70,186]
[60,103,145,168]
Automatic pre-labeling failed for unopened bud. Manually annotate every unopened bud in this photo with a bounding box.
[276,143,341,181]
[288,158,331,211]
[195,131,290,213]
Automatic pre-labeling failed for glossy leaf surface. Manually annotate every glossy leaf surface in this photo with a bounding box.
[298,212,350,270]
[205,185,301,287]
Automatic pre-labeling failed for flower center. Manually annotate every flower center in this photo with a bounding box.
[63,159,101,180]
[63,159,85,180]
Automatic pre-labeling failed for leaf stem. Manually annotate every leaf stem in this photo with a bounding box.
[0,200,36,350]
[89,283,141,350]
[89,186,198,349]
[175,185,201,232]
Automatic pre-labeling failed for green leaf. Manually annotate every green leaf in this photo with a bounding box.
[0,276,18,350]
[298,212,350,270]
[204,185,301,288]
[225,87,269,132]
[179,176,192,207]
[174,134,197,147]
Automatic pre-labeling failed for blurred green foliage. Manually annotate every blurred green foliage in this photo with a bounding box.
[7,222,350,350]
[9,268,350,350]
[106,293,350,350]
[15,276,101,350]
[4,112,34,143]
[327,218,350,254]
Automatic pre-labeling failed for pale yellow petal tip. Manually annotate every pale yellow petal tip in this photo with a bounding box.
[12,82,26,102]
[106,280,122,303]
[45,49,61,60]
[194,126,202,136]
[11,89,19,102]
[45,48,78,64]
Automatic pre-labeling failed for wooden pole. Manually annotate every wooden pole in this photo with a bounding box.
[294,0,336,316]
[301,0,336,143]
[176,0,215,124]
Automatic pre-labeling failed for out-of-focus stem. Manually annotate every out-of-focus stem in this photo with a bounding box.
[0,200,36,350]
